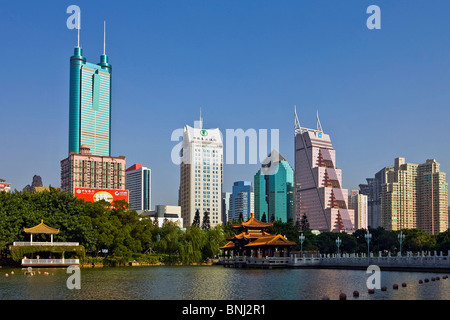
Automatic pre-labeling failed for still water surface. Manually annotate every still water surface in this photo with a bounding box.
[0,266,448,300]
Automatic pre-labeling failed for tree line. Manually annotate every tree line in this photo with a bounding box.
[0,188,230,266]
[0,189,448,267]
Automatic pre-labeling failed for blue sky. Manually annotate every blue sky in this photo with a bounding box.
[1,1,450,208]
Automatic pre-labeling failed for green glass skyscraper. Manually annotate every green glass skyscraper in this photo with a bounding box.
[69,40,112,156]
[254,151,294,223]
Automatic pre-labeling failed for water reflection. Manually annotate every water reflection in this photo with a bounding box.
[0,266,448,300]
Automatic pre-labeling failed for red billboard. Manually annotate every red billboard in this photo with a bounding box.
[0,184,5,189]
[74,188,129,204]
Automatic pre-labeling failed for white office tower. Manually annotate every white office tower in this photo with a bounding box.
[125,164,151,212]
[179,117,223,228]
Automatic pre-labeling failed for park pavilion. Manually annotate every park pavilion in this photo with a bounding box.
[220,213,296,267]
[10,220,84,267]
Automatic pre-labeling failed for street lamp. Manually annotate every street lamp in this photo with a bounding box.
[365,231,372,257]
[336,236,342,255]
[398,230,405,255]
[299,233,305,256]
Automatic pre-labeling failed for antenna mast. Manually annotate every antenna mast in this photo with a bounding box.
[77,12,81,48]
[103,21,106,55]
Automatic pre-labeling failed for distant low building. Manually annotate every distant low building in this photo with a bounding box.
[139,205,183,228]
[0,179,11,193]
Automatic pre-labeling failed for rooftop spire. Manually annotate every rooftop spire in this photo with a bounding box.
[294,105,302,136]
[76,11,81,48]
[316,110,323,133]
[103,21,106,55]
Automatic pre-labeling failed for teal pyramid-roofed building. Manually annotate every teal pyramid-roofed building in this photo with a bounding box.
[254,150,294,223]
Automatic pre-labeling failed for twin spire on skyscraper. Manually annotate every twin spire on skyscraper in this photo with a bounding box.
[294,106,323,135]
[75,18,107,56]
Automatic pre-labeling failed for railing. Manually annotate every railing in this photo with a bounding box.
[318,251,450,269]
[13,242,79,246]
[219,256,291,266]
[22,259,80,265]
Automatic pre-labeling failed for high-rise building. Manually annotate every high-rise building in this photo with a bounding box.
[68,37,112,157]
[380,157,448,234]
[417,159,448,234]
[381,158,418,231]
[231,181,254,222]
[349,189,368,230]
[179,117,223,228]
[126,164,151,212]
[294,110,355,232]
[62,28,128,203]
[359,166,393,228]
[254,150,294,223]
[222,192,232,223]
[61,144,126,194]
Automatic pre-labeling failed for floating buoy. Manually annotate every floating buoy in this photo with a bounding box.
[436,276,440,281]
[381,286,387,291]
[402,283,407,287]
[10,271,14,275]
[431,277,435,281]
[321,295,330,300]
[5,273,8,277]
[419,280,423,284]
[368,288,375,294]
[424,278,429,283]
[339,293,347,300]
[393,284,398,289]
[353,291,359,297]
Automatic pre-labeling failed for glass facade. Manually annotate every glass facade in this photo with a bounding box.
[254,157,294,223]
[69,47,112,157]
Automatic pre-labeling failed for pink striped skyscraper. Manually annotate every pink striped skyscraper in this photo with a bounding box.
[294,109,355,232]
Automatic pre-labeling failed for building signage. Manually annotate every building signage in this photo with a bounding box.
[74,188,129,203]
[0,184,5,189]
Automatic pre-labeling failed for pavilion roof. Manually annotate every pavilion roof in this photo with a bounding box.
[227,230,273,241]
[24,220,59,234]
[231,213,273,229]
[244,234,297,247]
[219,241,235,250]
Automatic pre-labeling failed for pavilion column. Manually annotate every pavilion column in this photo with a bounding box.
[30,234,33,244]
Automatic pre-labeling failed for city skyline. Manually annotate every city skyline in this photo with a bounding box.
[2,1,450,210]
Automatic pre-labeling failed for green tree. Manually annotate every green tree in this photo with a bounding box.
[202,211,211,230]
[299,213,310,231]
[192,209,201,227]
[261,212,267,222]
[403,229,436,252]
